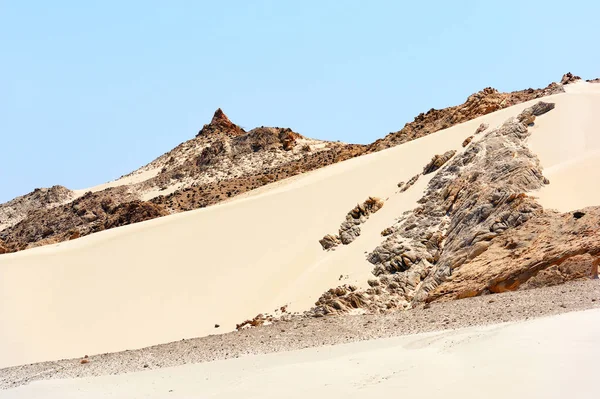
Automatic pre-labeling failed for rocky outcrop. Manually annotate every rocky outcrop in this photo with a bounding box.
[0,239,7,254]
[0,185,75,232]
[423,150,456,174]
[561,72,582,85]
[430,207,600,301]
[311,103,557,315]
[397,174,420,192]
[587,78,600,84]
[196,108,245,137]
[462,136,474,147]
[474,123,489,135]
[0,188,168,252]
[367,83,564,152]
[320,197,384,249]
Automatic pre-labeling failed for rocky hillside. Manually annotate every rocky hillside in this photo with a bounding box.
[0,186,74,232]
[367,82,564,152]
[310,101,599,316]
[0,110,362,252]
[0,74,587,254]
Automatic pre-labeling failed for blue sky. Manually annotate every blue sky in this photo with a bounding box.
[1,0,599,202]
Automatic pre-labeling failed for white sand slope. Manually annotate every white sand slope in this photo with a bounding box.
[1,83,599,368]
[3,309,599,398]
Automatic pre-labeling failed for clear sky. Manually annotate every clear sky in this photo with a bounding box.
[1,0,599,202]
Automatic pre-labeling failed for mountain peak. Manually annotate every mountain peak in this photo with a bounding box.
[197,108,245,137]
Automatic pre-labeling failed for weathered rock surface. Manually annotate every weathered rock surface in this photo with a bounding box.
[474,123,489,135]
[423,150,456,174]
[397,174,420,192]
[367,83,564,152]
[0,185,75,232]
[312,103,565,315]
[430,208,600,301]
[587,78,600,83]
[462,136,474,147]
[320,197,384,249]
[0,188,168,252]
[561,72,582,85]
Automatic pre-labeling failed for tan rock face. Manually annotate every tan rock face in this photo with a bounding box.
[431,208,600,301]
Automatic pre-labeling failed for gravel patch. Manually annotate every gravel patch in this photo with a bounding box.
[2,279,599,390]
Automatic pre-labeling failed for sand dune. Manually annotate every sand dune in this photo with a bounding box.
[1,83,599,368]
[3,309,599,398]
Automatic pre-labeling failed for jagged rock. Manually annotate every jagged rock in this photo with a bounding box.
[430,207,600,300]
[398,174,420,192]
[587,78,600,83]
[561,72,581,85]
[0,239,7,254]
[381,227,395,236]
[368,81,564,152]
[319,234,340,250]
[462,136,474,147]
[527,101,555,116]
[0,185,75,232]
[474,123,489,135]
[423,150,456,174]
[197,108,246,137]
[320,197,384,249]
[337,197,384,245]
[310,106,559,315]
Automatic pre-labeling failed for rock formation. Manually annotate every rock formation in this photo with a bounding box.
[196,108,245,137]
[310,101,580,316]
[0,185,75,232]
[1,75,573,255]
[320,197,384,249]
[423,150,456,174]
[397,174,420,192]
[367,83,564,152]
[561,72,582,85]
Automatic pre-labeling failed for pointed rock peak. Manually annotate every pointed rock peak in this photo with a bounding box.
[211,108,231,125]
[197,108,245,137]
[561,72,582,85]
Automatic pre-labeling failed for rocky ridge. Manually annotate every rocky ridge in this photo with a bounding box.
[0,185,74,232]
[311,101,599,316]
[0,74,584,254]
[319,197,385,250]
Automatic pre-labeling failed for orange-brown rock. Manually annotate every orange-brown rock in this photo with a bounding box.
[561,72,582,85]
[430,208,600,301]
[423,150,456,174]
[196,108,245,137]
[462,136,474,147]
[367,83,564,152]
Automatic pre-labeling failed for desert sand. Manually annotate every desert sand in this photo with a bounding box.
[1,82,599,369]
[3,307,599,398]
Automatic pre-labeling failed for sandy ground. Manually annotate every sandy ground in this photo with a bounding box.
[2,279,599,391]
[1,83,599,369]
[530,81,600,211]
[1,283,599,397]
